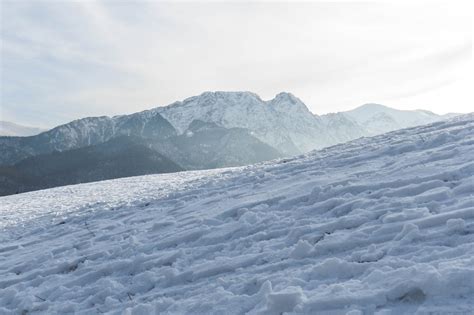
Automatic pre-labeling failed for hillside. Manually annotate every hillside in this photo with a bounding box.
[0,136,183,196]
[0,112,177,166]
[0,114,472,314]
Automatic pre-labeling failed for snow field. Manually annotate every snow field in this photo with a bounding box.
[0,114,473,314]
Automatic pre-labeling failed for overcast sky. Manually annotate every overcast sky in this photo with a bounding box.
[1,1,472,128]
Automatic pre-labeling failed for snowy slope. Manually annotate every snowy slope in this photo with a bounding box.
[0,115,473,314]
[0,121,46,137]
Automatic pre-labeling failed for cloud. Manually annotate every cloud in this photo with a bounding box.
[1,1,472,127]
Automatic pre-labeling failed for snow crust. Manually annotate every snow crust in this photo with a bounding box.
[0,114,473,314]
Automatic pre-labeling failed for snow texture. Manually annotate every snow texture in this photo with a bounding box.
[0,114,473,314]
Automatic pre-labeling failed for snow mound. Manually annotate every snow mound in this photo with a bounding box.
[0,114,473,314]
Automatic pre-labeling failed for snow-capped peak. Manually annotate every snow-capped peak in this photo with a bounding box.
[179,91,263,107]
[344,103,445,136]
[269,92,311,113]
[272,91,300,104]
[152,91,453,155]
[155,91,322,155]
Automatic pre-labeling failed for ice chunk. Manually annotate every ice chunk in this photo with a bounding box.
[265,286,305,314]
[290,239,313,259]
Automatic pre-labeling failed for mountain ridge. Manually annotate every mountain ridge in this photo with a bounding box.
[0,91,458,165]
[0,91,461,195]
[0,136,184,196]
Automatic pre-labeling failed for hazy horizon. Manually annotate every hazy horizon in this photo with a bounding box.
[1,1,472,128]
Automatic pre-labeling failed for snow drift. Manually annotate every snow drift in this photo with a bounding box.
[0,114,473,314]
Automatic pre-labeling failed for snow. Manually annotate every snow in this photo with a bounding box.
[156,91,334,154]
[154,92,315,153]
[155,92,453,155]
[0,114,473,314]
[343,103,442,136]
[2,92,453,168]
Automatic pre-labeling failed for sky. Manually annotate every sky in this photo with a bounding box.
[1,1,472,128]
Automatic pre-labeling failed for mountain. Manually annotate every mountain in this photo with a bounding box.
[0,112,177,166]
[0,121,283,196]
[318,112,368,144]
[156,92,459,153]
[0,136,183,195]
[1,114,472,314]
[340,103,447,136]
[156,91,311,155]
[0,121,46,136]
[168,120,282,170]
[0,114,283,195]
[0,92,455,167]
[0,92,459,196]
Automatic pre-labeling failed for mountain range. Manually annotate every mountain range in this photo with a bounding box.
[0,91,457,195]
